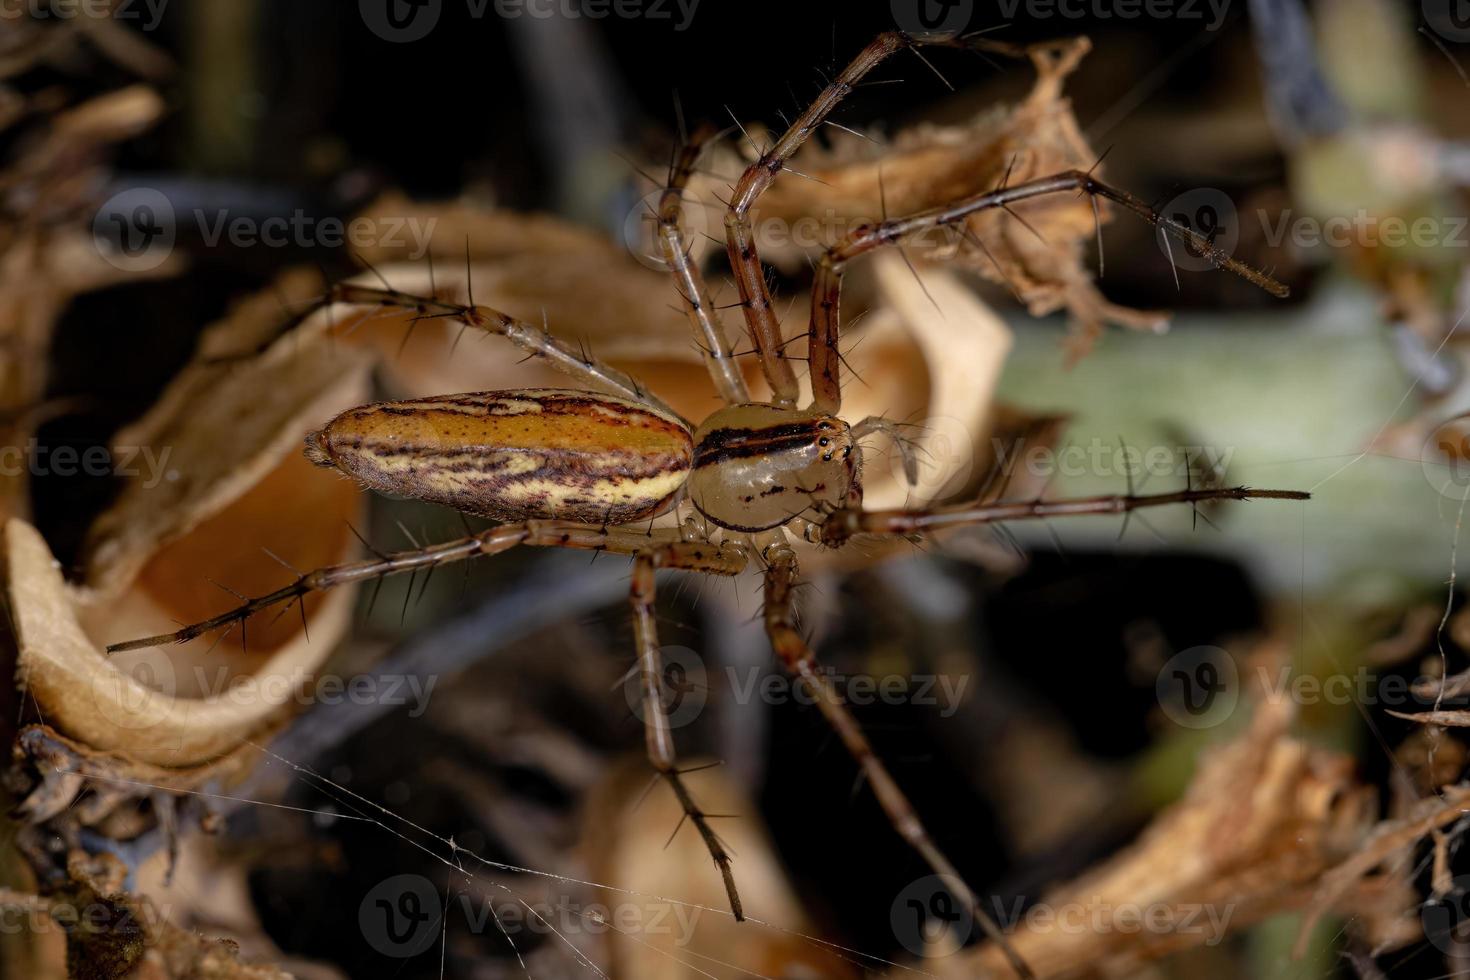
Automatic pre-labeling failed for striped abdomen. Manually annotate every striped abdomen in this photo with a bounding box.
[306,389,693,524]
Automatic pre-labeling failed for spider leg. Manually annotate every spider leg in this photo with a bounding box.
[658,124,750,406]
[761,544,1035,979]
[108,522,744,652]
[630,541,750,920]
[326,282,684,421]
[819,484,1309,548]
[724,32,913,409]
[720,31,1085,411]
[806,171,1291,414]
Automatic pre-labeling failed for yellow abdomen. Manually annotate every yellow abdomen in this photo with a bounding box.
[306,389,693,524]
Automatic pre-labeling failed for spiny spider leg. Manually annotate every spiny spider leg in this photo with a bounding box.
[762,543,1036,980]
[725,32,912,409]
[807,171,1290,412]
[819,484,1310,547]
[326,282,685,421]
[722,30,1038,410]
[631,541,750,919]
[658,124,750,406]
[106,523,744,653]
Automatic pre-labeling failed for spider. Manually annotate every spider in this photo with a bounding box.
[107,31,1306,978]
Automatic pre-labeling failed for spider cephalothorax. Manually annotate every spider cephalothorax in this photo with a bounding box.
[110,31,1310,979]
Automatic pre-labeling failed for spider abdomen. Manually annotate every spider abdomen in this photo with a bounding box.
[305,388,693,524]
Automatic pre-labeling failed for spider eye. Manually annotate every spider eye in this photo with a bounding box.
[843,446,851,458]
[819,437,830,447]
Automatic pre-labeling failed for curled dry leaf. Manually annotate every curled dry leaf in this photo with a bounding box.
[945,645,1407,979]
[690,37,1165,357]
[9,280,372,770]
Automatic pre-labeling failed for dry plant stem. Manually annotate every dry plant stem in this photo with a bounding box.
[763,545,1036,980]
[632,543,750,919]
[808,171,1293,412]
[660,125,749,405]
[822,486,1311,545]
[328,283,684,420]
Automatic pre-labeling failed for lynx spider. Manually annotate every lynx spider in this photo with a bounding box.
[108,31,1306,978]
